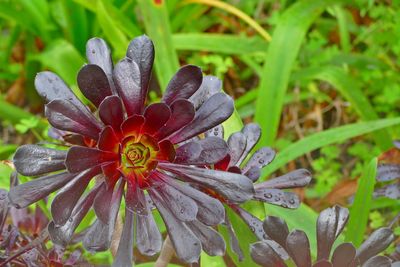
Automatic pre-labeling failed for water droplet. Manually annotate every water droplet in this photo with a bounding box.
[289,199,295,204]
[68,218,73,222]
[281,204,288,208]
[91,49,96,54]
[258,159,264,164]
[264,193,272,199]
[274,196,280,202]
[250,226,255,232]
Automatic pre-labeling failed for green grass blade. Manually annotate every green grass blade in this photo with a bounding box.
[173,33,268,55]
[263,117,400,177]
[137,0,179,91]
[292,66,392,150]
[254,0,343,147]
[345,157,377,246]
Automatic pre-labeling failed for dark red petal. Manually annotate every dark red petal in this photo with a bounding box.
[35,71,84,107]
[45,99,103,140]
[93,181,115,223]
[231,205,266,241]
[113,58,142,116]
[286,230,312,267]
[237,123,262,165]
[376,164,400,182]
[242,147,275,174]
[356,227,395,264]
[77,64,113,107]
[112,208,134,267]
[101,161,120,187]
[86,38,113,83]
[8,172,73,208]
[331,243,356,267]
[126,35,154,109]
[13,145,67,176]
[162,65,203,105]
[317,206,349,261]
[149,189,201,263]
[126,179,147,215]
[255,169,312,190]
[187,221,225,256]
[121,115,145,138]
[98,126,119,153]
[254,188,300,209]
[51,167,100,226]
[168,93,234,144]
[65,146,118,173]
[158,162,254,203]
[154,99,195,140]
[250,241,287,267]
[227,132,247,166]
[142,103,171,135]
[157,140,176,162]
[98,96,124,134]
[174,137,228,165]
[312,260,332,267]
[263,216,289,249]
[224,214,244,261]
[48,183,103,246]
[136,211,162,256]
[189,75,221,110]
[214,154,230,171]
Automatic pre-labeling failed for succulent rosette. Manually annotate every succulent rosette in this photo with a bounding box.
[250,205,398,267]
[202,123,312,260]
[9,35,255,265]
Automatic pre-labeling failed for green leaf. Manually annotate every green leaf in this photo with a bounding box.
[345,157,377,246]
[137,0,180,91]
[200,252,225,267]
[254,0,344,146]
[173,33,268,55]
[0,144,17,160]
[0,162,13,189]
[263,117,400,177]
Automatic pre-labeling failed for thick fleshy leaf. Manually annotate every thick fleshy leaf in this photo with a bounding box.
[174,137,228,165]
[126,35,154,108]
[136,211,162,256]
[187,221,225,256]
[356,227,395,264]
[317,206,349,261]
[8,172,73,208]
[254,188,300,209]
[162,65,203,105]
[286,230,312,267]
[168,93,234,144]
[245,167,261,182]
[98,96,124,133]
[49,183,102,246]
[242,147,275,173]
[224,214,244,261]
[0,189,9,230]
[159,172,225,225]
[86,38,113,80]
[113,58,142,116]
[331,243,356,267]
[125,179,147,215]
[51,167,100,226]
[250,241,287,267]
[157,140,176,162]
[142,103,171,135]
[35,71,83,107]
[65,146,118,173]
[376,164,400,182]
[158,162,254,203]
[98,126,119,153]
[13,145,67,176]
[232,205,266,241]
[255,169,312,190]
[149,189,201,263]
[45,99,103,140]
[362,256,392,267]
[189,75,222,110]
[112,208,134,267]
[312,260,332,267]
[205,124,224,139]
[93,182,114,223]
[227,132,247,166]
[374,183,400,199]
[154,99,195,140]
[77,64,113,107]
[263,216,289,249]
[121,115,145,138]
[237,123,262,165]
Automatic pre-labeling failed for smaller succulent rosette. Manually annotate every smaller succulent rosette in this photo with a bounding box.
[250,205,398,267]
[201,123,312,260]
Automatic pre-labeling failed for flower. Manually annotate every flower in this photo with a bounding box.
[200,123,312,260]
[9,35,255,265]
[250,205,397,266]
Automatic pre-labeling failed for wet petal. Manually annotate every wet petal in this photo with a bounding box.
[237,123,261,165]
[356,227,395,264]
[13,145,67,176]
[86,38,113,82]
[189,75,222,110]
[227,132,247,166]
[77,64,113,107]
[98,96,124,133]
[158,162,254,203]
[250,241,287,267]
[263,216,289,249]
[8,172,73,208]
[376,164,400,182]
[242,147,275,174]
[317,206,349,261]
[232,205,266,241]
[112,207,134,267]
[187,220,225,256]
[244,167,261,182]
[113,58,142,116]
[51,167,100,226]
[136,211,162,256]
[362,256,391,267]
[255,169,312,190]
[142,103,171,135]
[254,188,300,209]
[205,124,224,139]
[125,179,147,215]
[174,137,228,165]
[168,93,234,144]
[45,99,103,140]
[286,230,312,267]
[331,242,356,267]
[65,146,118,173]
[149,189,201,263]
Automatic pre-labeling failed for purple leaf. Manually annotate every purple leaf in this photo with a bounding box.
[93,182,114,223]
[376,164,400,182]
[187,220,225,256]
[242,147,275,174]
[189,75,222,110]
[286,230,312,267]
[312,260,332,267]
[13,145,67,176]
[142,103,171,135]
[224,214,244,261]
[255,169,312,190]
[0,189,9,230]
[237,123,261,165]
[86,38,113,82]
[136,212,162,256]
[250,241,288,267]
[112,208,134,267]
[254,188,300,209]
[263,216,289,249]
[227,132,247,166]
[362,256,392,267]
[232,205,266,241]
[125,179,147,215]
[65,146,118,173]
[205,124,224,139]
[98,96,125,132]
[356,227,395,264]
[374,183,400,199]
[331,242,356,267]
